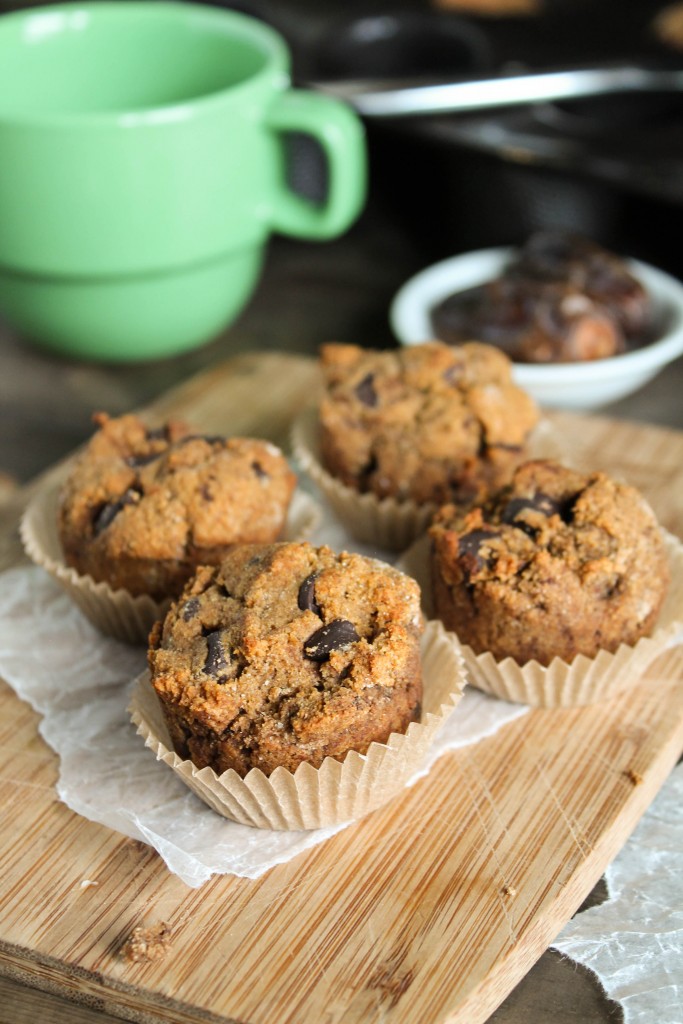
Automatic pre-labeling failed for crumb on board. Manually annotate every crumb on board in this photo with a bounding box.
[623,768,644,786]
[121,922,172,963]
[501,884,517,899]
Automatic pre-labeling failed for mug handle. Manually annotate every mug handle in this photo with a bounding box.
[265,90,367,240]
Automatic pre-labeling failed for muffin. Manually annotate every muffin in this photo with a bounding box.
[57,412,297,600]
[148,541,424,776]
[318,340,538,507]
[431,232,652,364]
[430,459,670,667]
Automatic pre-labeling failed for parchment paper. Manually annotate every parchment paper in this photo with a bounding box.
[0,564,528,886]
[553,762,683,1024]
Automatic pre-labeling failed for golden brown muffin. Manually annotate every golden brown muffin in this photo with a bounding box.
[58,412,296,599]
[318,340,538,506]
[149,541,424,776]
[430,459,670,666]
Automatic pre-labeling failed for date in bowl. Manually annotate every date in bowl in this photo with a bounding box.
[389,246,683,410]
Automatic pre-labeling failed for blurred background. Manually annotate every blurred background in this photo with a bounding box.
[1,0,683,484]
[1,6,681,1021]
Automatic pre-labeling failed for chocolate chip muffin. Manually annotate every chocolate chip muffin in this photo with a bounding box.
[148,541,424,776]
[432,232,652,364]
[318,340,538,507]
[58,412,296,600]
[430,460,670,666]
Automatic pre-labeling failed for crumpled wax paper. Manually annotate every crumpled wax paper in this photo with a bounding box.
[0,564,528,887]
[553,761,683,1024]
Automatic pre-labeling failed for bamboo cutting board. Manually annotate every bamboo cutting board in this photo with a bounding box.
[0,352,682,1024]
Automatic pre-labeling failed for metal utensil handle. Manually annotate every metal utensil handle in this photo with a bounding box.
[315,65,683,118]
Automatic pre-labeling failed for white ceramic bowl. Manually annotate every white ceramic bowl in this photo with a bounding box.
[390,246,683,410]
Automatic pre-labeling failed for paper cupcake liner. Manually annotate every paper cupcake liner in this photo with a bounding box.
[291,407,567,553]
[20,471,322,646]
[129,619,467,830]
[397,530,683,708]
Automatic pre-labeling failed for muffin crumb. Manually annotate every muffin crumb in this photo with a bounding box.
[121,922,172,963]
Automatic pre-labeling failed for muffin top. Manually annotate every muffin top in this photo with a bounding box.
[149,541,423,774]
[430,459,670,664]
[318,340,538,505]
[58,412,296,598]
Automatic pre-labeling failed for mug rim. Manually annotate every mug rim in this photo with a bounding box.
[0,0,291,127]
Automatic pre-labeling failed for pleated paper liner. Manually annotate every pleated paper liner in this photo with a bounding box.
[398,530,683,708]
[129,619,467,830]
[20,471,322,646]
[291,406,566,552]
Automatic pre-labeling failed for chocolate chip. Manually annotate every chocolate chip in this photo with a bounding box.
[146,425,170,442]
[443,363,464,386]
[179,434,224,446]
[359,453,378,490]
[502,491,575,533]
[203,630,230,678]
[200,482,214,502]
[558,494,577,523]
[298,573,322,616]
[355,373,378,408]
[459,529,498,559]
[502,493,561,523]
[488,442,523,453]
[92,487,141,536]
[125,451,160,468]
[182,596,200,621]
[251,460,269,480]
[304,619,359,661]
[458,529,499,575]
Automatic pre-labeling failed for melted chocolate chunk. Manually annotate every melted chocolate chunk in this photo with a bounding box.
[298,572,322,617]
[458,529,500,575]
[304,619,359,661]
[355,373,378,408]
[146,425,170,442]
[182,596,200,621]
[125,451,160,468]
[459,529,499,559]
[358,453,378,491]
[92,487,141,536]
[502,492,575,532]
[503,493,559,521]
[203,630,230,678]
[442,362,464,386]
[179,434,225,446]
[488,442,523,453]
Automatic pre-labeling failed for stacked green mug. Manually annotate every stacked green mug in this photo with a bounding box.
[0,2,367,361]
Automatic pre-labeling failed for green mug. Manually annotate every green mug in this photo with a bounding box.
[0,2,366,361]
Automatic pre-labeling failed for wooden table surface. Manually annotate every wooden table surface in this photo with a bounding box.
[0,106,682,1022]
